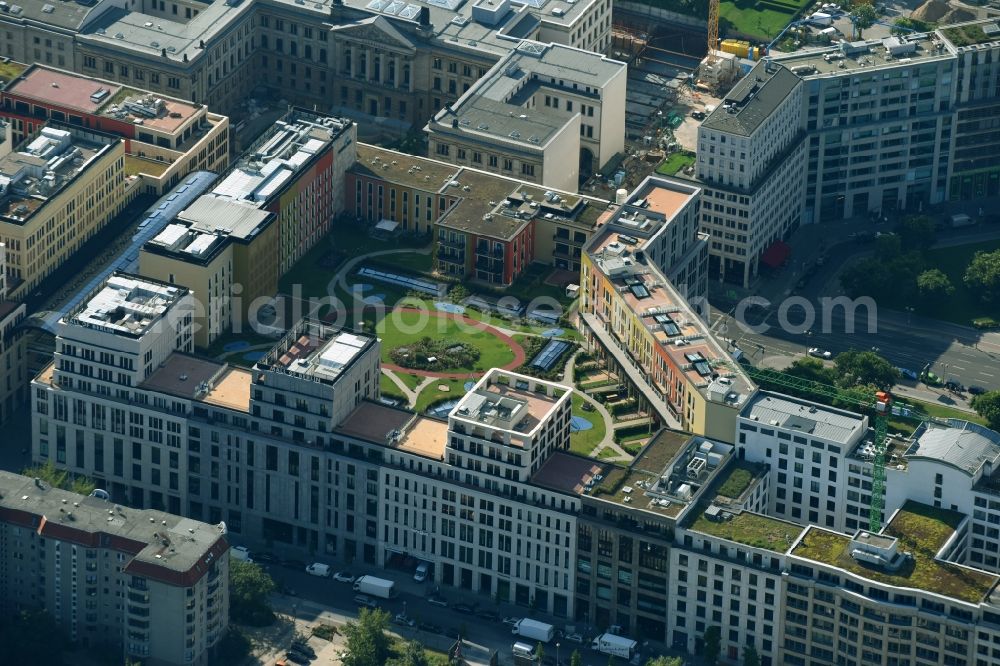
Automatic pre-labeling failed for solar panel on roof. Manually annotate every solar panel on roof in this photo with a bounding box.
[693,361,712,376]
[629,284,650,299]
[530,340,570,371]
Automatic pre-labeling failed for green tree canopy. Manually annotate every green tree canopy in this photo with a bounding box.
[964,249,1000,301]
[834,349,900,390]
[897,215,936,251]
[703,626,722,664]
[229,559,276,626]
[387,640,429,666]
[645,657,684,666]
[972,391,1000,430]
[785,357,838,385]
[917,268,955,301]
[850,2,878,37]
[343,608,392,666]
[571,650,584,666]
[743,644,762,666]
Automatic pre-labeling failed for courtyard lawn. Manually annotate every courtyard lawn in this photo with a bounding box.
[917,240,1000,326]
[376,309,515,372]
[366,251,433,275]
[568,391,607,457]
[379,373,407,402]
[655,151,695,177]
[415,378,468,413]
[394,371,425,391]
[279,238,343,299]
[719,1,799,41]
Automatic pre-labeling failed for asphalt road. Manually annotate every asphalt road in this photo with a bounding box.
[261,562,661,666]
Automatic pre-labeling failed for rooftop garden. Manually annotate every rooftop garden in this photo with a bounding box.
[943,24,993,47]
[690,506,801,552]
[655,151,695,177]
[0,60,27,83]
[715,461,765,500]
[632,430,692,474]
[793,502,997,603]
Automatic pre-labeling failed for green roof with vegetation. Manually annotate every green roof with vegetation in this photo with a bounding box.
[942,24,994,47]
[690,506,802,552]
[714,461,765,500]
[793,501,998,603]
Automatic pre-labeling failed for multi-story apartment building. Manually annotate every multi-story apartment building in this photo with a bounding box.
[579,175,752,441]
[0,241,26,421]
[348,143,610,282]
[0,470,229,666]
[0,124,126,299]
[426,41,626,193]
[0,64,229,196]
[694,59,806,287]
[775,32,956,221]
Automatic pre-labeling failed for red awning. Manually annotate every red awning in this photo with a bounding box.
[760,240,791,269]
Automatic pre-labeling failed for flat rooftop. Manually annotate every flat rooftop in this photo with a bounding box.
[453,370,567,436]
[67,273,188,339]
[701,61,800,137]
[776,33,949,79]
[144,198,274,264]
[139,353,251,413]
[258,322,376,386]
[336,401,448,460]
[0,126,111,225]
[430,41,625,149]
[101,90,202,134]
[792,501,998,603]
[0,470,227,586]
[689,504,803,553]
[353,143,459,193]
[586,238,754,402]
[211,111,351,207]
[5,66,123,115]
[940,20,1000,49]
[741,391,866,446]
[906,420,1000,477]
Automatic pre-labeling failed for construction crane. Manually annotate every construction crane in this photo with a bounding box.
[707,0,720,63]
[725,362,931,532]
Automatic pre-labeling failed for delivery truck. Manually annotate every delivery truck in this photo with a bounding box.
[591,633,638,659]
[352,575,396,599]
[511,618,555,642]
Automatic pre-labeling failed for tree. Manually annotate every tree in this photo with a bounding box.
[20,459,96,496]
[964,249,1000,301]
[897,215,936,251]
[387,640,429,666]
[850,2,878,37]
[702,626,721,664]
[0,610,67,664]
[834,349,900,390]
[536,642,545,664]
[785,357,838,386]
[229,559,276,626]
[972,391,1000,430]
[917,269,955,301]
[743,644,762,666]
[645,657,683,666]
[571,650,584,666]
[343,607,392,666]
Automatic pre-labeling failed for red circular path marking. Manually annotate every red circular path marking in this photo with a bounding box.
[380,308,526,379]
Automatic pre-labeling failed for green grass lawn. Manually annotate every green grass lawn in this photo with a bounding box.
[655,152,695,177]
[415,378,468,413]
[379,373,407,401]
[690,505,799,552]
[366,251,433,275]
[568,391,606,456]
[377,309,515,372]
[918,240,1000,326]
[392,371,424,391]
[716,465,754,499]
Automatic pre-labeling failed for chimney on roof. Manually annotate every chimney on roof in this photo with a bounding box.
[183,53,188,62]
[419,6,430,27]
[161,48,167,57]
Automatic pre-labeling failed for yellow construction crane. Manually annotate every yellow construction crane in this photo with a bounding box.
[707,0,720,63]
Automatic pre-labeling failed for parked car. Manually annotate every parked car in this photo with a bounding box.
[284,650,310,665]
[332,571,356,583]
[897,367,919,381]
[290,639,315,658]
[305,563,331,577]
[502,616,522,627]
[808,347,833,360]
[280,558,306,570]
[563,632,584,644]
[969,385,987,396]
[413,561,430,583]
[394,613,416,627]
[691,111,706,120]
[451,602,477,614]
[427,594,449,608]
[354,594,379,609]
[255,552,279,566]
[475,609,501,622]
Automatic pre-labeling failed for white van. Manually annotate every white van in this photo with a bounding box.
[306,563,331,577]
[230,546,253,563]
[414,562,430,582]
[512,642,536,659]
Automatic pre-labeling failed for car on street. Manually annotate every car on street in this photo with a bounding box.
[945,381,966,393]
[969,385,987,396]
[427,593,449,607]
[332,571,356,583]
[691,111,706,120]
[502,616,522,627]
[284,650,310,665]
[305,563,331,577]
[451,602,477,614]
[280,558,306,570]
[394,613,416,627]
[255,552,279,566]
[808,348,833,360]
[897,367,919,381]
[563,632,584,644]
[354,594,379,609]
[475,609,501,622]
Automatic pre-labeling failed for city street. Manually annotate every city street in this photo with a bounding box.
[260,561,663,666]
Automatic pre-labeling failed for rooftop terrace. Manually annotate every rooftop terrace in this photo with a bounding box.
[336,401,448,460]
[452,369,568,437]
[776,32,949,78]
[257,321,376,386]
[140,354,251,413]
[689,504,802,553]
[792,501,998,603]
[939,20,1000,49]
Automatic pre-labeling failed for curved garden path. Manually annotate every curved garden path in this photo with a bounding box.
[380,309,527,379]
